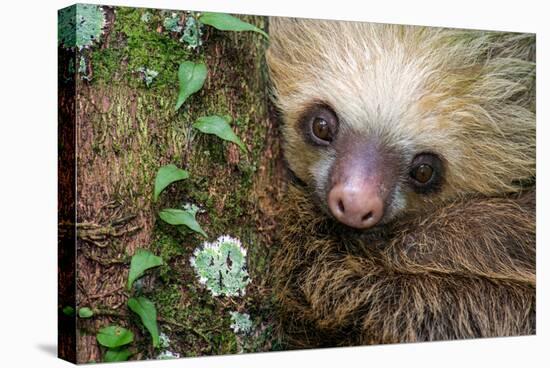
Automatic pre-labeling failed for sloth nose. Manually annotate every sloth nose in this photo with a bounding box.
[327,182,384,229]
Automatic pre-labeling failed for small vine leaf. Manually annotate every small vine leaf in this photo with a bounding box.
[154,164,189,202]
[193,115,246,152]
[96,326,134,348]
[78,307,94,318]
[104,348,132,362]
[128,297,160,348]
[62,306,74,316]
[175,61,207,110]
[127,249,164,290]
[199,12,268,38]
[159,208,207,237]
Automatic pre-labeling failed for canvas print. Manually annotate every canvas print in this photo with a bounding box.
[58,4,536,364]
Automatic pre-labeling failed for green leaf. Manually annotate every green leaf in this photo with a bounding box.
[193,115,246,152]
[62,306,74,316]
[128,297,160,348]
[175,61,207,110]
[159,208,207,237]
[104,348,132,362]
[78,307,94,318]
[199,12,268,38]
[96,326,134,348]
[154,164,189,202]
[127,249,164,290]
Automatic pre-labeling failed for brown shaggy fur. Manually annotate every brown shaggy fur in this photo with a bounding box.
[274,184,535,347]
[267,19,536,347]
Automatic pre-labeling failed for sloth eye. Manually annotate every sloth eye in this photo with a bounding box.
[312,118,332,142]
[409,153,444,193]
[303,105,339,146]
[412,164,433,183]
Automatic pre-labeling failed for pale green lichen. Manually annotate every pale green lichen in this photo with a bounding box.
[229,312,253,334]
[79,55,92,81]
[190,236,250,297]
[79,56,87,74]
[156,332,179,359]
[137,67,159,87]
[158,332,171,348]
[58,4,106,50]
[140,12,152,23]
[156,350,180,360]
[182,203,205,216]
[163,13,182,33]
[180,14,203,49]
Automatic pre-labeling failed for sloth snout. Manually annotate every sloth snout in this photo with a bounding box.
[328,182,384,229]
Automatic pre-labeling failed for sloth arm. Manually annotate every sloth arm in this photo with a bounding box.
[384,189,535,285]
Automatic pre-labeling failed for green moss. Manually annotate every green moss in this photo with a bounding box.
[147,280,240,355]
[150,229,184,282]
[151,229,183,260]
[91,7,193,88]
[211,332,238,354]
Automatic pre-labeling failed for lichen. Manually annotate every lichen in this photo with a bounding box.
[156,332,180,359]
[158,332,171,348]
[163,13,182,33]
[58,4,106,50]
[137,67,159,87]
[180,14,203,49]
[190,236,250,297]
[156,350,180,359]
[140,12,152,23]
[229,312,253,334]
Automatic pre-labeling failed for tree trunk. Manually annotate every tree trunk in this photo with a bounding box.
[62,6,283,363]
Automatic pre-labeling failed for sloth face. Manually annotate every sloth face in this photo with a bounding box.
[296,102,446,229]
[266,19,536,230]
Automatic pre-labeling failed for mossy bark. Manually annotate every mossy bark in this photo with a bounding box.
[73,6,283,362]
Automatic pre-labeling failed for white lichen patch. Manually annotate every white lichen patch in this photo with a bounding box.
[230,311,253,334]
[163,13,182,33]
[58,4,106,50]
[183,202,204,214]
[180,14,203,49]
[156,350,180,360]
[190,235,251,297]
[158,332,171,349]
[140,12,152,23]
[137,67,159,87]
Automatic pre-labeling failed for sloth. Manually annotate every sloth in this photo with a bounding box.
[266,18,536,347]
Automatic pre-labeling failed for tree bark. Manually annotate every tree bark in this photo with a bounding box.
[66,6,283,362]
